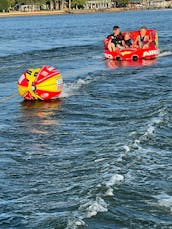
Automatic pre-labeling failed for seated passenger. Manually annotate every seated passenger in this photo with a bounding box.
[124,33,133,48]
[107,26,124,51]
[134,26,150,49]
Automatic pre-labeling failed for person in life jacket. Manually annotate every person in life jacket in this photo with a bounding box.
[123,33,133,48]
[107,26,125,51]
[134,26,151,49]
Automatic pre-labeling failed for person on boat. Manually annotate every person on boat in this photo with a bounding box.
[123,33,133,48]
[134,26,150,49]
[107,26,124,51]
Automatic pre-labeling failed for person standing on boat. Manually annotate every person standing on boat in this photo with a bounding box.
[106,26,124,51]
[134,26,150,49]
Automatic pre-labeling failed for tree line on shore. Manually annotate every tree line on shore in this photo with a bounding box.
[0,0,130,12]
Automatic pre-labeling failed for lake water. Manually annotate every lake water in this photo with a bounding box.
[0,9,172,229]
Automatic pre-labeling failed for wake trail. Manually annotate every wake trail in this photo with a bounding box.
[159,50,172,57]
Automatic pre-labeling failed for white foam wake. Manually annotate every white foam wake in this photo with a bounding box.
[60,78,90,98]
[80,197,108,218]
[66,218,85,229]
[154,193,172,212]
[123,108,168,153]
[66,197,108,229]
[159,50,172,57]
[105,174,124,196]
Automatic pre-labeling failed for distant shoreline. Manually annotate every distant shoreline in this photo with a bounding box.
[0,7,171,18]
[0,8,139,18]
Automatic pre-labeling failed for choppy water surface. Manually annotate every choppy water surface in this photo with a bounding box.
[0,9,172,229]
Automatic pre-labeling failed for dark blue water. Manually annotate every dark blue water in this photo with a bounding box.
[0,9,172,229]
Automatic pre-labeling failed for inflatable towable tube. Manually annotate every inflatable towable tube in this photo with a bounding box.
[18,65,63,100]
[104,29,159,61]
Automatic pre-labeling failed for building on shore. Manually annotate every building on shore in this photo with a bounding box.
[14,1,64,12]
[85,0,172,10]
[85,0,112,10]
[128,0,144,9]
[142,0,172,8]
[150,0,172,8]
[17,5,46,12]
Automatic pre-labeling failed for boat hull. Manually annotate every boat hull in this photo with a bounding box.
[104,47,159,61]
